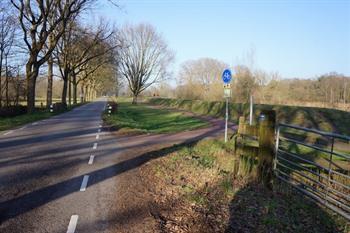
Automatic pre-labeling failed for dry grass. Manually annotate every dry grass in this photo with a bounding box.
[141,138,349,233]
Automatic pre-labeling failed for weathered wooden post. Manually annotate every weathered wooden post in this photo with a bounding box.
[237,116,245,134]
[257,110,276,189]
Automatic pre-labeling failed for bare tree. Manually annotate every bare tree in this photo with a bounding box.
[11,0,92,113]
[0,2,17,107]
[118,23,174,104]
[46,33,54,108]
[234,65,257,103]
[177,58,228,100]
[55,21,116,105]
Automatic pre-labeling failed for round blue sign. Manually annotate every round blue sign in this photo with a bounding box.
[222,69,232,83]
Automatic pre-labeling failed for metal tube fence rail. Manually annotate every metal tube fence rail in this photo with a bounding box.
[274,123,350,221]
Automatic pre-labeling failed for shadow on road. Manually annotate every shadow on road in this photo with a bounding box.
[0,122,224,224]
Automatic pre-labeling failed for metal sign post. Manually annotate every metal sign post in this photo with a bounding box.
[222,69,232,143]
[249,94,253,125]
[225,96,229,142]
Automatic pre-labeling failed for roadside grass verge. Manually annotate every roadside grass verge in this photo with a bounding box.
[103,102,209,134]
[141,138,349,233]
[0,103,86,132]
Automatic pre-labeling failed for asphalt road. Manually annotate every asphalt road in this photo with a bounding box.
[0,99,231,233]
[0,99,122,232]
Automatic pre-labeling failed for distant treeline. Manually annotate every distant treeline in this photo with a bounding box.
[255,73,350,111]
[144,58,350,112]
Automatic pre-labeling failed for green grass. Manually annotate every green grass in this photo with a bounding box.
[149,98,350,135]
[104,102,209,134]
[0,111,54,131]
[0,103,85,132]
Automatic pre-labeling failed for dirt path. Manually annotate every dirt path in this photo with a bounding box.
[108,114,234,232]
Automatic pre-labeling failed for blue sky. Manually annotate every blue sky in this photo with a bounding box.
[92,0,350,79]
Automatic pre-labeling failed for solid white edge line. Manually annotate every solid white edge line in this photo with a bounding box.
[88,155,94,165]
[4,130,13,135]
[80,175,89,191]
[93,143,97,149]
[66,215,79,233]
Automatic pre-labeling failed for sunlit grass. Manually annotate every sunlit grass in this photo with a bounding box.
[104,102,209,134]
[0,103,85,132]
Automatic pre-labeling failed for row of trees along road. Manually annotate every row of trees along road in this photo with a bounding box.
[1,0,174,113]
[11,0,97,113]
[0,2,17,108]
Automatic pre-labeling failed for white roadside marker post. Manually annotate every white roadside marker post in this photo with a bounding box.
[249,94,254,125]
[107,104,112,116]
[50,104,53,113]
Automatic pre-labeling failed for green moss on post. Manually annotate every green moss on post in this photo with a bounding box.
[257,110,276,189]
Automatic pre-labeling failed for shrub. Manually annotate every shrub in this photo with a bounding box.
[0,105,27,117]
[53,102,67,112]
[107,101,118,113]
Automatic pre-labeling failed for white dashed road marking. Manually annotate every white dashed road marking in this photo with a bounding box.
[88,155,95,165]
[32,122,38,125]
[98,129,101,133]
[4,130,13,135]
[93,143,97,150]
[96,134,99,140]
[66,215,79,233]
[80,175,89,192]
[19,126,26,130]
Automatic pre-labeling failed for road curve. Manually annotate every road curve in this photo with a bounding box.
[0,99,231,233]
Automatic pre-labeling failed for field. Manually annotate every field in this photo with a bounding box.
[103,100,209,134]
[149,98,350,135]
[18,97,82,107]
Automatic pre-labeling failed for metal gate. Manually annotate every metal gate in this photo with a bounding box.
[274,123,350,220]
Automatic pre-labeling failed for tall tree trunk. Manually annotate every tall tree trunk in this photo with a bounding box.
[72,74,77,105]
[61,77,68,104]
[68,75,71,106]
[15,75,20,106]
[80,84,84,103]
[26,75,36,113]
[132,93,138,104]
[85,85,88,102]
[5,57,9,106]
[46,56,53,108]
[46,33,54,107]
[26,62,39,113]
[85,86,88,101]
[0,51,3,108]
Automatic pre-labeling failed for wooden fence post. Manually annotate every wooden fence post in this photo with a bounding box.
[257,110,276,189]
